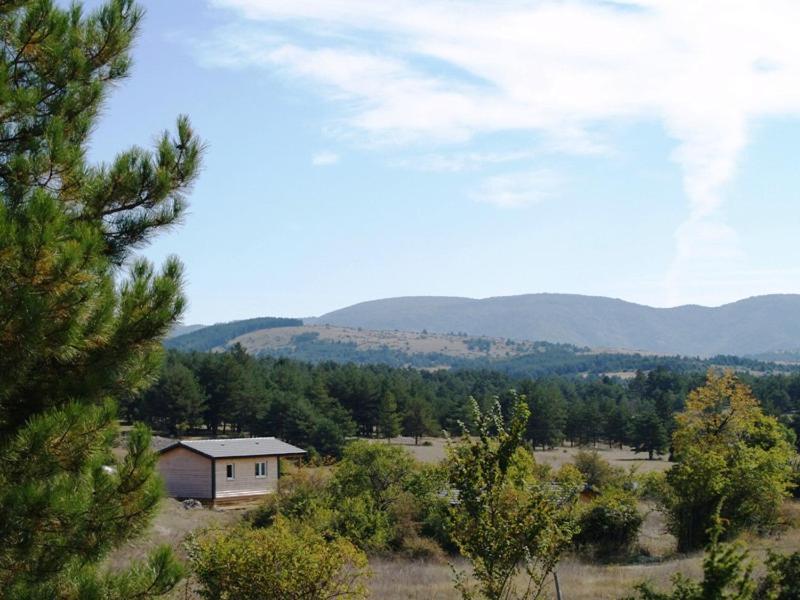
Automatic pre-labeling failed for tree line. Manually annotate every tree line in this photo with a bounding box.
[128,345,800,460]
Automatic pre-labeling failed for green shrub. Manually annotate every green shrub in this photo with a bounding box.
[574,488,642,560]
[573,450,625,491]
[187,520,369,600]
[248,467,332,530]
[758,551,800,599]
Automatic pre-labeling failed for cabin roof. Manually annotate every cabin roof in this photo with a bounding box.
[159,437,306,459]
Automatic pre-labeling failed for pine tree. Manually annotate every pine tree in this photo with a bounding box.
[144,359,207,435]
[378,390,401,441]
[402,396,437,445]
[0,1,202,596]
[630,408,668,460]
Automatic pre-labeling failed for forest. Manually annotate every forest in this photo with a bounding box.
[129,344,800,461]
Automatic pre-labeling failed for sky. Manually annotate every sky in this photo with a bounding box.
[86,0,800,323]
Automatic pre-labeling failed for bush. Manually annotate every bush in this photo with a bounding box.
[574,488,643,560]
[248,467,332,530]
[573,450,625,491]
[635,471,668,502]
[758,551,800,599]
[187,519,369,600]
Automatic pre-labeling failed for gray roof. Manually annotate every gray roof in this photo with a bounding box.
[159,437,306,459]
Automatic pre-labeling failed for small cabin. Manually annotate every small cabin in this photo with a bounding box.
[157,437,306,505]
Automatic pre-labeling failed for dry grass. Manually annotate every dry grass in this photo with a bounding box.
[384,436,672,473]
[230,324,545,360]
[369,501,800,599]
[104,498,241,570]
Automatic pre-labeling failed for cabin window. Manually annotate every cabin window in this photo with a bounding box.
[226,464,235,480]
[255,461,267,478]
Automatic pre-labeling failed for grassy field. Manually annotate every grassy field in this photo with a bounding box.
[368,500,800,599]
[110,439,796,599]
[385,436,673,473]
[118,496,799,599]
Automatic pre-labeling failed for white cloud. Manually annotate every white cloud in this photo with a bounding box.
[471,170,561,209]
[203,0,800,299]
[312,151,340,166]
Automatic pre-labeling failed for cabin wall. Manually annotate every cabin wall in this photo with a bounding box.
[214,455,279,499]
[157,446,212,499]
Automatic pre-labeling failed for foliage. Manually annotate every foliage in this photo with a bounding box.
[132,350,800,463]
[378,391,401,440]
[0,0,202,596]
[403,396,438,444]
[574,488,643,560]
[250,441,449,556]
[757,550,800,600]
[143,358,206,434]
[663,372,797,551]
[187,519,369,600]
[445,394,583,600]
[626,514,800,600]
[630,409,670,460]
[573,450,626,491]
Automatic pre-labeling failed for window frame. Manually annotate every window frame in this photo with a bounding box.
[226,463,235,480]
[255,461,267,478]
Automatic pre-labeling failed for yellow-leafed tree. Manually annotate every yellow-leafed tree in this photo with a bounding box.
[664,371,797,551]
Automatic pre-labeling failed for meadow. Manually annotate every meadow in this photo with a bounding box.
[106,438,800,599]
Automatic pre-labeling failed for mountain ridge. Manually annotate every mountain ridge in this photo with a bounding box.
[311,293,800,356]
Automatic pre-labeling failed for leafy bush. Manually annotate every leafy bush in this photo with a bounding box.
[250,442,451,555]
[574,488,643,560]
[573,450,625,490]
[758,551,800,599]
[635,471,669,502]
[187,519,369,600]
[248,467,333,530]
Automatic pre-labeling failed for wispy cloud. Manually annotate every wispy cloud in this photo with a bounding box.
[471,170,561,209]
[312,151,340,166]
[202,0,800,300]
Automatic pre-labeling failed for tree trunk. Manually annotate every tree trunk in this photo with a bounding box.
[554,570,563,600]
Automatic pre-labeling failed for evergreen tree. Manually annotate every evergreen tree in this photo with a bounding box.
[0,0,202,596]
[378,390,401,441]
[630,408,669,460]
[144,360,206,435]
[525,381,566,450]
[402,396,437,445]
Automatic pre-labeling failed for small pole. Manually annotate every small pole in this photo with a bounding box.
[554,570,563,600]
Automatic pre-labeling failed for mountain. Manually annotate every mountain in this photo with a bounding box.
[165,317,302,352]
[313,293,800,357]
[166,323,207,339]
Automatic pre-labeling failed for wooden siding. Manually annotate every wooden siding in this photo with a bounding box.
[157,446,212,499]
[214,455,279,499]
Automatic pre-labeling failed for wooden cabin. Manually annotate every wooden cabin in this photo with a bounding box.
[157,437,305,505]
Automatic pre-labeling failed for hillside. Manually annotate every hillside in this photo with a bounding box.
[313,293,800,356]
[225,324,791,377]
[166,323,206,339]
[164,316,302,352]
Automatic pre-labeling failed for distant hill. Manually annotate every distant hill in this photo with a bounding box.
[313,293,800,357]
[227,324,793,377]
[164,317,302,352]
[166,323,207,339]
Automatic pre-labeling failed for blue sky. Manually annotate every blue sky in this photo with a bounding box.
[87,0,800,323]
